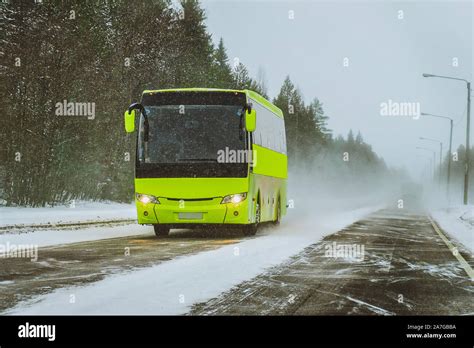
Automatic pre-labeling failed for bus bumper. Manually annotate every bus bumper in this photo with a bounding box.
[136,198,250,225]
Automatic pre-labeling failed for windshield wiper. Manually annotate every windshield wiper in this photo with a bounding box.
[178,158,218,162]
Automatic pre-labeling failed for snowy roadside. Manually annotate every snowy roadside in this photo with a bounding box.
[0,223,152,249]
[0,201,136,228]
[431,206,474,254]
[0,201,150,248]
[6,205,382,315]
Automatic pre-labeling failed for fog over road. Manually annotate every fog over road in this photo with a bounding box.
[1,208,472,315]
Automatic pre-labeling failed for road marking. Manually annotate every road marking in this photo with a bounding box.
[429,216,474,281]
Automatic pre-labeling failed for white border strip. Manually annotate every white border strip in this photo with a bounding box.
[429,216,474,281]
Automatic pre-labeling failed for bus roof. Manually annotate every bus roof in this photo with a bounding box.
[142,88,284,118]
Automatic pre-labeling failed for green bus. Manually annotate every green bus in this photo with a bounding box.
[124,88,287,236]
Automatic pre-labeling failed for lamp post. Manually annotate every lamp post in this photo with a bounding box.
[416,147,437,182]
[419,137,443,188]
[416,155,434,182]
[420,112,453,198]
[423,73,471,204]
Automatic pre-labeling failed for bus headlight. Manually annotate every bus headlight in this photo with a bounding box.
[136,193,160,204]
[221,193,247,204]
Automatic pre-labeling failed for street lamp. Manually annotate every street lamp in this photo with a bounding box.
[416,155,434,181]
[416,147,436,181]
[423,73,471,204]
[421,112,454,197]
[419,137,443,188]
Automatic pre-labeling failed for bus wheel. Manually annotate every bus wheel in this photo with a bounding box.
[243,202,260,236]
[243,224,257,236]
[255,201,261,224]
[153,225,170,237]
[274,198,281,225]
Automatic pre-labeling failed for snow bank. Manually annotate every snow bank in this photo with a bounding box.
[0,201,136,227]
[0,201,147,248]
[431,206,474,253]
[6,205,381,315]
[0,224,152,249]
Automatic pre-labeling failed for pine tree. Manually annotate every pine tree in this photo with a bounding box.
[310,98,331,142]
[256,66,269,98]
[211,38,234,88]
[173,0,215,87]
[347,130,355,145]
[273,76,308,164]
[233,62,252,89]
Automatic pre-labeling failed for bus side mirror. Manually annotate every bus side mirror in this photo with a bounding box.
[124,109,136,133]
[245,109,256,132]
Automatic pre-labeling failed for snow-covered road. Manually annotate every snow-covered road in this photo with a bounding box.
[3,205,379,315]
[2,198,472,316]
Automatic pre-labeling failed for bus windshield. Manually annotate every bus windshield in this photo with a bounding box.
[138,105,246,164]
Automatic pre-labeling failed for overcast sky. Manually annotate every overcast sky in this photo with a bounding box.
[201,0,473,179]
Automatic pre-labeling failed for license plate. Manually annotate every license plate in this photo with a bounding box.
[178,212,203,220]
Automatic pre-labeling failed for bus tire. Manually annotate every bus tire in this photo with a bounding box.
[243,201,260,236]
[274,198,281,225]
[153,225,170,237]
[243,223,257,236]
